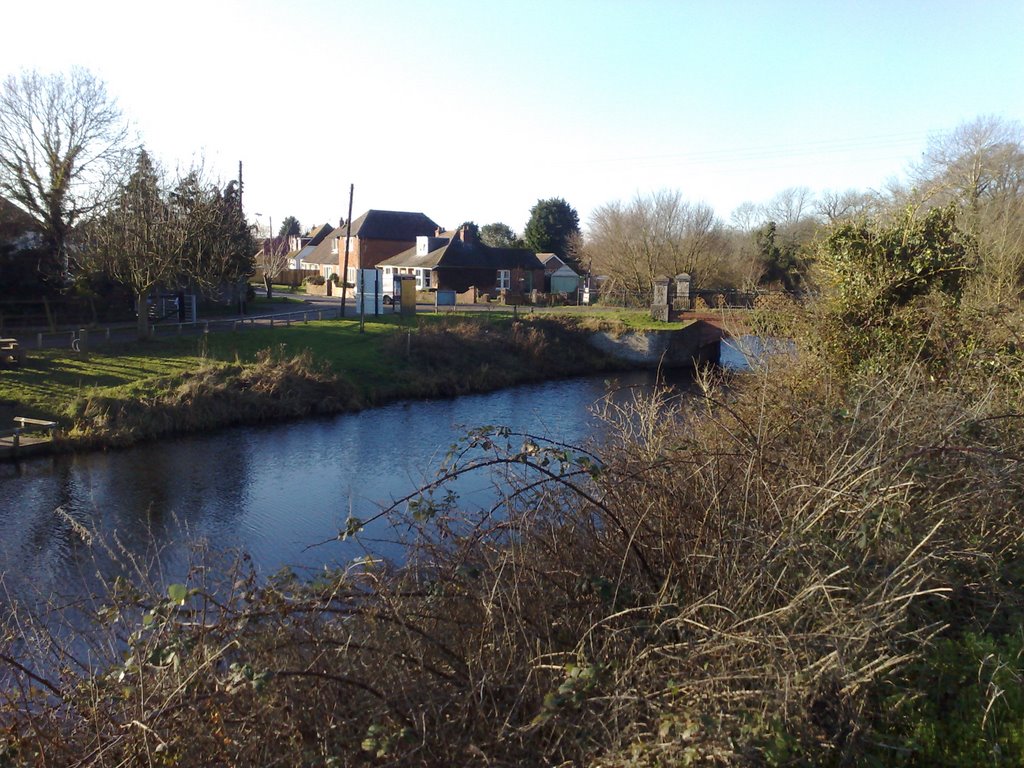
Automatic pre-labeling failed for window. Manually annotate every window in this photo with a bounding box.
[347,267,357,285]
[496,269,510,290]
[331,237,339,255]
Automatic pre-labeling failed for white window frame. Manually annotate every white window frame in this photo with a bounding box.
[496,269,511,290]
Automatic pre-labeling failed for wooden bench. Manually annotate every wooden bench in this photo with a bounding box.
[0,338,25,367]
[13,417,59,437]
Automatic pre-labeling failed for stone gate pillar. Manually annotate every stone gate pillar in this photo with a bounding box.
[651,276,672,322]
[674,273,692,311]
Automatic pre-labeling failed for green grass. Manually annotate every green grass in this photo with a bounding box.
[0,311,635,427]
[0,316,414,421]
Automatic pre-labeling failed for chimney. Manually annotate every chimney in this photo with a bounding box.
[435,226,445,237]
[459,224,474,244]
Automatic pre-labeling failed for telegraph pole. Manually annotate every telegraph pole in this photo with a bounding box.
[340,183,354,319]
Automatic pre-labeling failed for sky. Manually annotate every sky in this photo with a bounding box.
[3,0,1023,236]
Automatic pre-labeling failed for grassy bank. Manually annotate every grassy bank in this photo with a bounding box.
[0,313,633,449]
[5,305,1023,765]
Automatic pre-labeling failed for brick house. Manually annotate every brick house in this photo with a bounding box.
[311,209,440,285]
[378,225,545,298]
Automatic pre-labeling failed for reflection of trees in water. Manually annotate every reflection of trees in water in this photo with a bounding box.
[0,437,252,623]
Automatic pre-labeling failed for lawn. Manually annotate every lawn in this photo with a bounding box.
[0,316,414,422]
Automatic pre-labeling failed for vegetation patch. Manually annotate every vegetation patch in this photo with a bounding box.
[0,314,632,451]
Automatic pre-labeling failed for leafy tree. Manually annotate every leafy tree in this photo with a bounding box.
[480,222,519,248]
[0,67,131,281]
[755,221,806,292]
[812,203,973,373]
[523,198,580,262]
[278,216,301,238]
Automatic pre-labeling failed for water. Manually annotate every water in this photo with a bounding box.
[0,369,699,611]
[0,335,771,614]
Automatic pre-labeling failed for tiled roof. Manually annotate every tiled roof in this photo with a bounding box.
[348,209,440,240]
[379,238,544,272]
[301,233,342,265]
[305,223,334,246]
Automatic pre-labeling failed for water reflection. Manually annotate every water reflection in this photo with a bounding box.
[0,369,695,610]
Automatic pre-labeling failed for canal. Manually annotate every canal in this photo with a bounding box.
[0,340,752,614]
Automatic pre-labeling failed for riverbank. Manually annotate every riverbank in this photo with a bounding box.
[0,313,684,455]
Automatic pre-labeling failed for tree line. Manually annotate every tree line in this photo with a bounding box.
[0,67,253,336]
[2,66,1022,331]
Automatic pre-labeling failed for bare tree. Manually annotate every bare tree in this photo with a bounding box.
[761,186,815,227]
[816,188,877,224]
[0,67,131,280]
[729,201,761,233]
[914,116,1024,211]
[588,190,730,302]
[81,150,250,337]
[913,117,1024,303]
[257,234,289,300]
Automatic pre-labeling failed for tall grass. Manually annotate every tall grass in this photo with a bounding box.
[4,327,1022,764]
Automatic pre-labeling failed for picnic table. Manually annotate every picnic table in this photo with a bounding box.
[0,338,25,366]
[0,417,59,459]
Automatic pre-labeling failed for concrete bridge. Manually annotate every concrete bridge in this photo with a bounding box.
[588,318,737,369]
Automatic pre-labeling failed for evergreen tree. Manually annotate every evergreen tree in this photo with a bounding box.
[523,198,580,259]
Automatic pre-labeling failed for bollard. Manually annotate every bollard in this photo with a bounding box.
[270,318,274,328]
[37,332,43,348]
[78,329,89,353]
[105,328,111,341]
[233,321,239,331]
[304,313,309,324]
[203,321,209,335]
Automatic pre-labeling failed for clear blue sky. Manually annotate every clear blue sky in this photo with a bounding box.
[3,0,1022,234]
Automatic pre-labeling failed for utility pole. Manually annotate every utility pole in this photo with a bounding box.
[340,183,354,319]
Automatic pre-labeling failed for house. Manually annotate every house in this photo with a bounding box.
[537,253,581,295]
[378,225,545,299]
[291,223,335,270]
[297,209,440,286]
